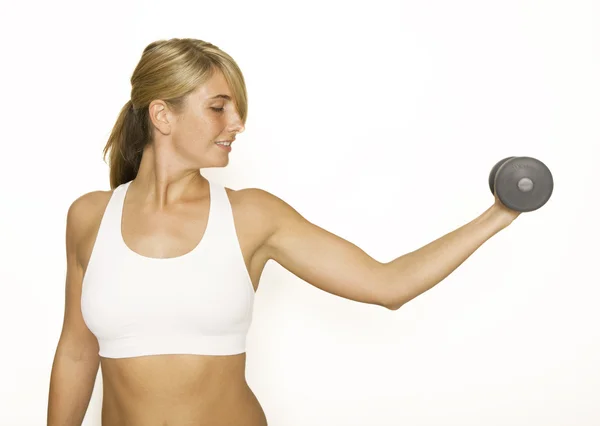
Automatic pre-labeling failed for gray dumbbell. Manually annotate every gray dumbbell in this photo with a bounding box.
[489,156,554,212]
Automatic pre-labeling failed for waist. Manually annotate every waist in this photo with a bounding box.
[100,353,262,425]
[101,352,247,397]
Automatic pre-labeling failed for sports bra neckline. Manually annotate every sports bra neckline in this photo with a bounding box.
[117,179,215,262]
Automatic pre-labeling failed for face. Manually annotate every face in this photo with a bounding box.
[149,69,245,169]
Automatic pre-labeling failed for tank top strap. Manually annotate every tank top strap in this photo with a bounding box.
[92,180,133,255]
[204,180,240,254]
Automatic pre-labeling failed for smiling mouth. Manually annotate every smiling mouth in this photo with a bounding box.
[215,142,232,151]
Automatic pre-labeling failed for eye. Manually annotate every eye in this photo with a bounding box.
[211,107,225,113]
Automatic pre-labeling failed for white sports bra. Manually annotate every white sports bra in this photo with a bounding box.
[80,179,255,358]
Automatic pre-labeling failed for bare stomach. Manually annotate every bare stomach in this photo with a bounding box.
[99,352,267,426]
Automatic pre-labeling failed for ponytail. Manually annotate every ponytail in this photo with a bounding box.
[102,100,150,189]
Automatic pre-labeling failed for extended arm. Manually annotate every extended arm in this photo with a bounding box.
[252,188,518,310]
[380,202,516,309]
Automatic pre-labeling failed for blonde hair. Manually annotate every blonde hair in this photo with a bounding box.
[102,38,248,189]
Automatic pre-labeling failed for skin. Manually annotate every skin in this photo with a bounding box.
[84,69,270,425]
[51,67,523,425]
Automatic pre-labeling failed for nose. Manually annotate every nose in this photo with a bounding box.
[231,120,245,135]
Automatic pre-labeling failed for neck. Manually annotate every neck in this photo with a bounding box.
[129,143,209,211]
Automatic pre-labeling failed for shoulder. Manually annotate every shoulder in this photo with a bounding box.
[68,189,112,223]
[66,189,113,248]
[227,186,306,236]
[227,187,299,217]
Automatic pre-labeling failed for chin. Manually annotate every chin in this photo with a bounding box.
[207,155,230,168]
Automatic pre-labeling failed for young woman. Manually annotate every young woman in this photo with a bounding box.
[47,38,519,426]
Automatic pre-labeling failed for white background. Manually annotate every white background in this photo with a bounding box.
[1,0,598,425]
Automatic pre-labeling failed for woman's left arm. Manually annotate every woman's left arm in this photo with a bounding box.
[254,189,517,310]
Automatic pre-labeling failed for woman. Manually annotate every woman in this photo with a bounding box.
[47,38,519,426]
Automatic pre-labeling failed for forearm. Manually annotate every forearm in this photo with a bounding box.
[47,350,99,426]
[383,204,510,309]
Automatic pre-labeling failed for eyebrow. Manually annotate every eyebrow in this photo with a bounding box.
[209,94,232,100]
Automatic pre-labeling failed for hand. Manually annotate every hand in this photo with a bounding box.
[490,194,522,229]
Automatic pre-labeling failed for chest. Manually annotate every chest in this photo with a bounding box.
[79,188,272,293]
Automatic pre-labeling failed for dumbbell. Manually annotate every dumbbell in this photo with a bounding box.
[488,156,553,212]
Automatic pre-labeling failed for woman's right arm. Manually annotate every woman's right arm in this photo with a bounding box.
[47,194,101,426]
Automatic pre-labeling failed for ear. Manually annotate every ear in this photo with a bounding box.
[148,100,174,136]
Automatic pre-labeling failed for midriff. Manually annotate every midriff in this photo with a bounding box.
[99,353,268,426]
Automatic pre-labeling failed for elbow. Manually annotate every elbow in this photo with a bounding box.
[379,286,406,311]
[384,301,404,311]
[377,267,406,311]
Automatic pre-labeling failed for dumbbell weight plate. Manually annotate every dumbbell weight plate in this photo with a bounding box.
[494,156,554,212]
[488,156,516,195]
